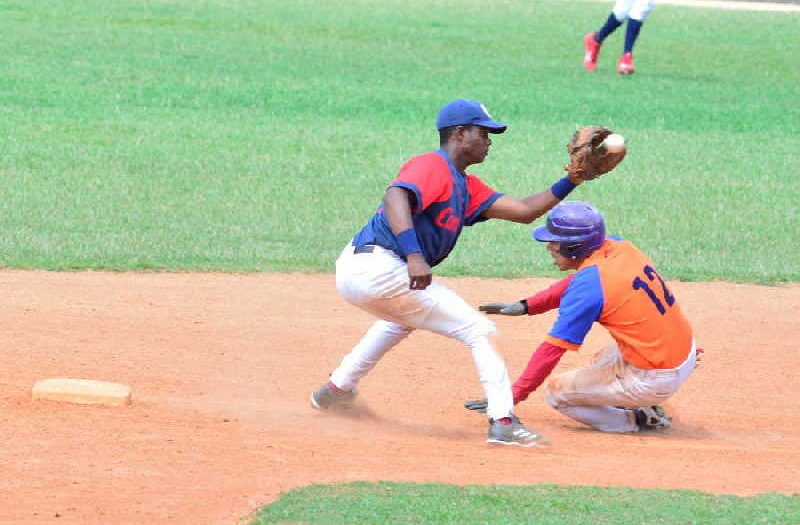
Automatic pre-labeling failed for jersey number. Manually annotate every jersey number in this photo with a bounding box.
[632,265,675,315]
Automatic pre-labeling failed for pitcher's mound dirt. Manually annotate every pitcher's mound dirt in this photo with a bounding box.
[1,271,797,525]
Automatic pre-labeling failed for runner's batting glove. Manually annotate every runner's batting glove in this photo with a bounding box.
[478,301,526,316]
[464,398,488,413]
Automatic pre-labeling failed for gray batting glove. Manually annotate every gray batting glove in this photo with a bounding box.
[464,398,488,413]
[479,301,526,316]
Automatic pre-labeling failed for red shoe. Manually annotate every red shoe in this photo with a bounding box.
[617,52,635,75]
[583,32,601,72]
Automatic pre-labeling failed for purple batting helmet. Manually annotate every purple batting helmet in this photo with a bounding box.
[532,201,606,259]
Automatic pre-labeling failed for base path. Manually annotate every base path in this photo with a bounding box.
[1,271,798,525]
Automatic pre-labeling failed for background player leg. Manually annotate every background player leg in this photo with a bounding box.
[584,4,626,71]
[617,0,654,74]
[617,18,643,74]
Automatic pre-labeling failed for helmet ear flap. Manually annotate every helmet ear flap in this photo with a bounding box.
[559,242,582,259]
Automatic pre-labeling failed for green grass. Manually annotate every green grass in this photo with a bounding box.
[251,482,800,525]
[2,2,796,521]
[0,0,797,281]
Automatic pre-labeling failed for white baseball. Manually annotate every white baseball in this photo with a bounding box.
[603,133,626,153]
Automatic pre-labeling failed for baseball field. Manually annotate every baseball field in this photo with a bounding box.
[1,0,798,524]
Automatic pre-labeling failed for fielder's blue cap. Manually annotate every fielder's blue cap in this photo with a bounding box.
[436,99,507,133]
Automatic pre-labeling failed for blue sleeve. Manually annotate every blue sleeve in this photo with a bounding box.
[548,266,604,347]
[391,182,423,214]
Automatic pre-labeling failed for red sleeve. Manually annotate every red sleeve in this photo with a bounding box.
[464,174,500,217]
[393,153,451,211]
[512,342,568,404]
[525,274,575,315]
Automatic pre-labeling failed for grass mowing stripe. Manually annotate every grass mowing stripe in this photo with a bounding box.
[0,0,797,281]
[251,482,800,525]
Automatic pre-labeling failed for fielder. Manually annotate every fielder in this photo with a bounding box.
[466,201,699,433]
[583,0,655,74]
[310,100,623,447]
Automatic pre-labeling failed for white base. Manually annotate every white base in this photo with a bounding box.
[32,378,132,406]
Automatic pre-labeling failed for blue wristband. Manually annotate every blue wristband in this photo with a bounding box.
[550,176,577,200]
[396,229,422,256]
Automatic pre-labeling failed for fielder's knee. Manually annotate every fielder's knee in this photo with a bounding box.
[451,316,496,346]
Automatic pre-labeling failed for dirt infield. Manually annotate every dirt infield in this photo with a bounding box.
[1,270,798,524]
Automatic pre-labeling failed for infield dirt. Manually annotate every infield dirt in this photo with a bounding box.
[1,270,798,524]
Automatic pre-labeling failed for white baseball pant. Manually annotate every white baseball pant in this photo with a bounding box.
[613,0,654,22]
[330,242,515,421]
[545,341,697,432]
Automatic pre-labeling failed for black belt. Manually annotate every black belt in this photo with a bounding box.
[353,244,376,254]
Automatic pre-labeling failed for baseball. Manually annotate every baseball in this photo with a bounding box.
[603,133,626,153]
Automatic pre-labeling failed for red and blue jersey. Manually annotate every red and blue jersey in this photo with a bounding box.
[352,150,503,267]
[544,238,693,369]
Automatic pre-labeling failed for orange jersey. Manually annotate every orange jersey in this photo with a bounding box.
[545,238,693,369]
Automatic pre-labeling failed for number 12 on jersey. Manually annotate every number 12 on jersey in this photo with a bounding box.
[632,265,675,315]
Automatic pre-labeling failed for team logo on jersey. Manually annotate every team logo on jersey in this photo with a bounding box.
[436,207,460,232]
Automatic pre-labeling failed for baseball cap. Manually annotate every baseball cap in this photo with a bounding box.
[436,99,507,133]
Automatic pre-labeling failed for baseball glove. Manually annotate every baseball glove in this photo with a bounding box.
[565,126,626,181]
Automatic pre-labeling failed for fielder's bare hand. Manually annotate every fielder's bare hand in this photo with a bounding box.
[407,253,432,290]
